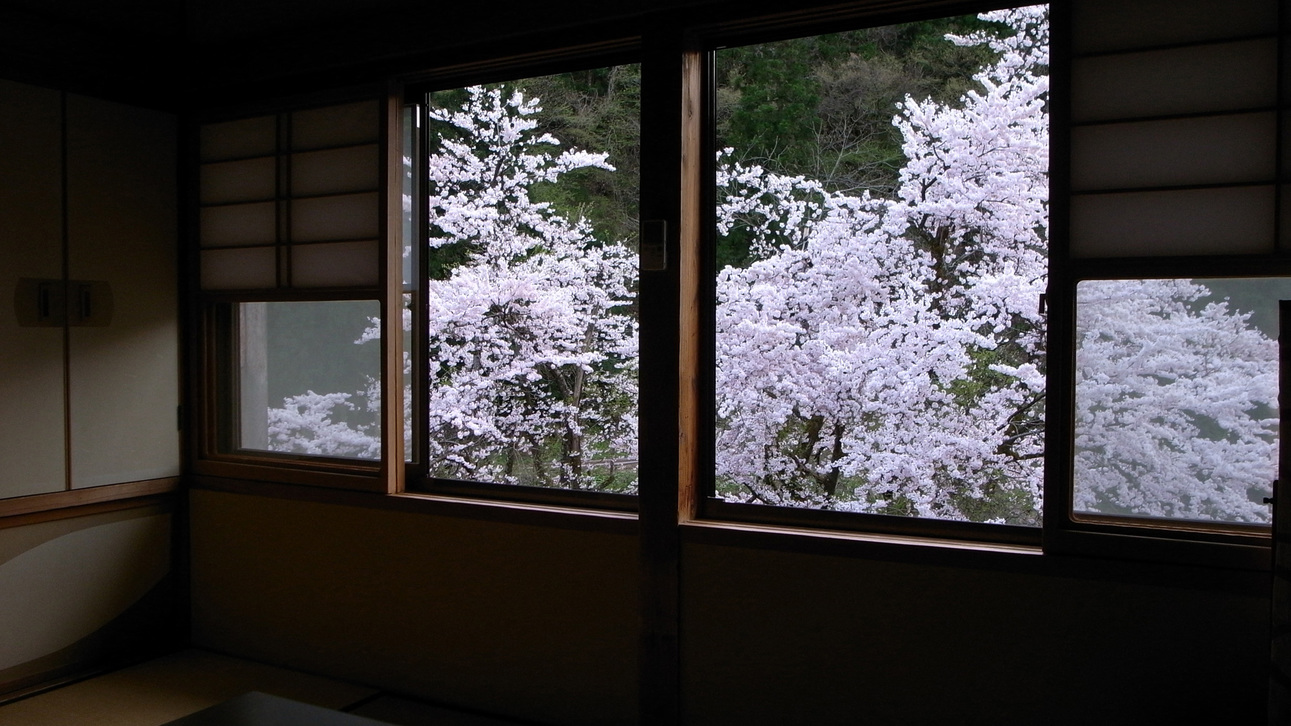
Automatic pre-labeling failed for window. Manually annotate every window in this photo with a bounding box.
[193,96,394,487]
[191,0,1287,563]
[404,64,641,503]
[705,7,1050,535]
[234,300,383,461]
[1073,277,1282,529]
[1056,0,1284,557]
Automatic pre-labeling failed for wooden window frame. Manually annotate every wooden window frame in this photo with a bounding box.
[398,45,645,513]
[187,91,399,495]
[690,1,1052,547]
[181,0,1281,571]
[1042,256,1284,570]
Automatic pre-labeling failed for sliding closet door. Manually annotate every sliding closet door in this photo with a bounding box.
[65,94,180,488]
[0,80,67,498]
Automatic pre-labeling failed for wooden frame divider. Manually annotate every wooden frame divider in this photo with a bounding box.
[0,477,179,529]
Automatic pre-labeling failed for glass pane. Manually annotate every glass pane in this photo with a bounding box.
[238,300,382,460]
[1074,278,1281,525]
[421,65,641,493]
[712,7,1050,524]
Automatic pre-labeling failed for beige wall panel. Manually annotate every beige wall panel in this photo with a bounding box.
[290,192,380,242]
[681,542,1268,725]
[291,145,380,197]
[200,157,277,205]
[200,202,276,247]
[189,490,639,726]
[65,95,180,488]
[0,80,66,498]
[200,247,277,290]
[0,510,170,674]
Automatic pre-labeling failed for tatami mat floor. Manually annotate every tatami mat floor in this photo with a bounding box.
[0,649,525,726]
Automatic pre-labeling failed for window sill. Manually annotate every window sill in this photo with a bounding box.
[682,514,1271,577]
[680,517,1041,568]
[190,474,638,535]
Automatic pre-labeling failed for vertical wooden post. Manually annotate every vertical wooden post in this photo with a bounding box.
[1269,300,1291,725]
[382,86,407,495]
[238,302,268,450]
[638,27,702,726]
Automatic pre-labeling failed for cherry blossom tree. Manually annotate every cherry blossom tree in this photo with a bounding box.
[713,6,1049,523]
[267,5,1276,523]
[419,86,637,490]
[1074,279,1276,524]
[269,86,638,491]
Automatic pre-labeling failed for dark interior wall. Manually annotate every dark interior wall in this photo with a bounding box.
[188,488,641,726]
[0,0,985,108]
[186,485,1270,725]
[682,539,1268,725]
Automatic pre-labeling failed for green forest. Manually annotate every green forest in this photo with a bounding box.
[423,12,1003,268]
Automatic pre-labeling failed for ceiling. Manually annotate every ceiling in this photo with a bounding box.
[0,0,685,106]
[0,0,923,109]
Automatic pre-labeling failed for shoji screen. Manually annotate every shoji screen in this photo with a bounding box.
[1069,0,1282,257]
[198,99,384,290]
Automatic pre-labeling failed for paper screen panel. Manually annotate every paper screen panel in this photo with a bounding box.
[1072,39,1277,123]
[290,192,380,242]
[200,115,276,162]
[1282,185,1291,250]
[291,101,380,151]
[1070,186,1275,257]
[201,247,277,290]
[1071,0,1276,54]
[1071,112,1276,191]
[292,241,380,288]
[200,202,276,247]
[200,157,277,204]
[291,144,380,197]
